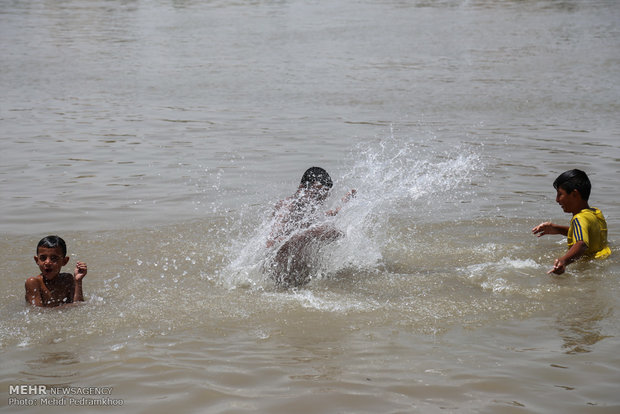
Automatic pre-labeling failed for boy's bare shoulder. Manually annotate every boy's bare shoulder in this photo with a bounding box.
[273,197,296,213]
[25,274,43,286]
[275,197,292,208]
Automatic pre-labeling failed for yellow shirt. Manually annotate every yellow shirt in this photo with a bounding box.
[568,207,611,259]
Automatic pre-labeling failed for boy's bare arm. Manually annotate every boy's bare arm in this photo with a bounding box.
[548,241,587,275]
[532,222,569,237]
[25,277,44,307]
[73,261,87,302]
[326,189,356,216]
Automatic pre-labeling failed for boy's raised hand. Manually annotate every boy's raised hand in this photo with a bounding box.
[342,189,357,203]
[74,261,88,281]
[532,221,557,237]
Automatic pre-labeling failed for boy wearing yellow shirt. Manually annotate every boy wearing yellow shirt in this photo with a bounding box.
[532,169,611,275]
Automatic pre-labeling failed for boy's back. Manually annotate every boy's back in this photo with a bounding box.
[569,207,610,259]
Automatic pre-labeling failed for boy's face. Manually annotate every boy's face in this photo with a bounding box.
[555,187,581,214]
[34,246,69,281]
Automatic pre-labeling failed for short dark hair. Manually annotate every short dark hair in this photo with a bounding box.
[553,169,591,201]
[300,167,333,189]
[37,235,67,257]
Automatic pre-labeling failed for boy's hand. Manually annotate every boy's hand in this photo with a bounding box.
[74,261,88,281]
[547,258,566,275]
[532,222,558,237]
[342,189,357,203]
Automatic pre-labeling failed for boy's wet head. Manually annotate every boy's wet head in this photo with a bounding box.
[37,235,67,257]
[553,169,591,202]
[300,167,333,190]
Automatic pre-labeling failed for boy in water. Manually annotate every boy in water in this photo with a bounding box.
[267,167,355,286]
[25,235,89,307]
[532,169,610,275]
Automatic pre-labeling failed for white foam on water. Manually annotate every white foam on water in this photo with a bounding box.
[262,289,381,313]
[461,256,551,294]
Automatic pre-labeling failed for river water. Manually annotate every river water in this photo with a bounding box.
[1,0,619,413]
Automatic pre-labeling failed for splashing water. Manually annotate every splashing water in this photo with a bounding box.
[225,131,483,289]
